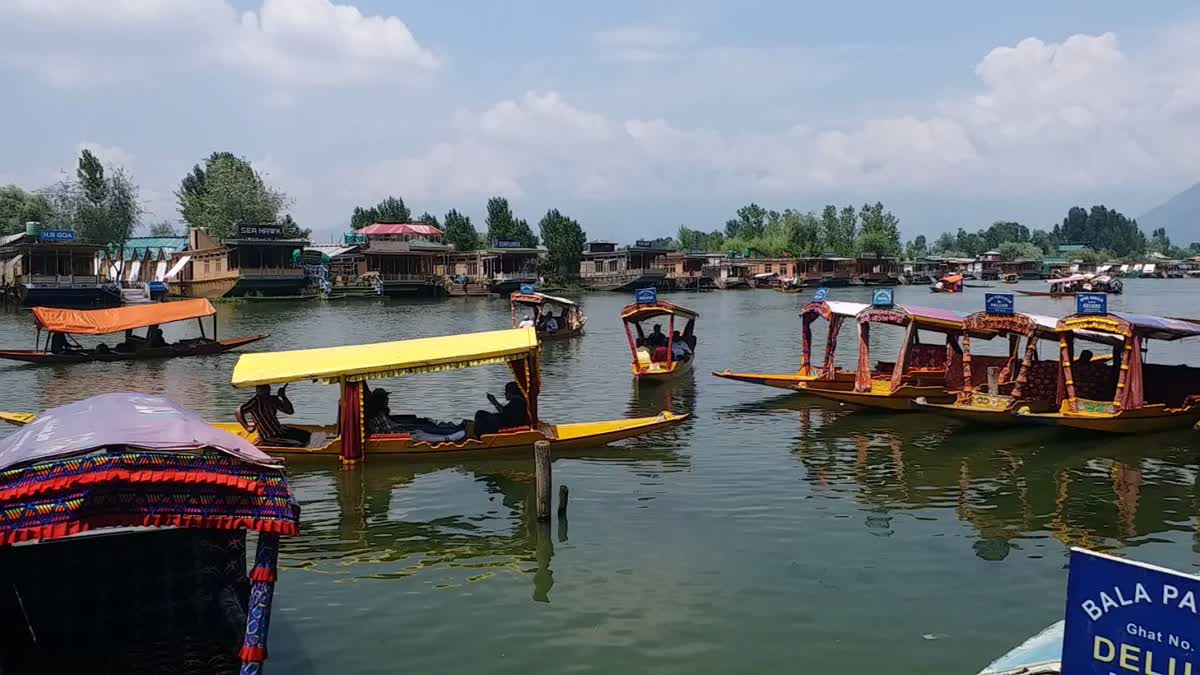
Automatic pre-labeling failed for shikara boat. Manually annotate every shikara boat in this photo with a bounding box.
[1013,273,1123,298]
[510,290,587,340]
[0,327,690,461]
[713,299,867,391]
[798,303,971,410]
[1014,310,1200,433]
[915,311,1122,424]
[929,273,963,293]
[1000,273,1019,284]
[977,621,1063,674]
[0,392,298,674]
[621,293,699,382]
[0,298,267,365]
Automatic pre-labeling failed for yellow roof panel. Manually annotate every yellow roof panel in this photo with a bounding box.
[231,327,539,388]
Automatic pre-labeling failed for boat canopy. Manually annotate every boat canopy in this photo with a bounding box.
[859,304,967,330]
[231,327,540,387]
[1060,312,1200,341]
[33,298,216,335]
[1047,273,1090,285]
[511,292,577,307]
[799,300,868,320]
[963,311,1123,346]
[754,271,777,279]
[621,301,700,322]
[941,273,963,283]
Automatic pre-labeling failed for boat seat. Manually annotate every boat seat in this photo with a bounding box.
[306,431,328,449]
[636,347,652,365]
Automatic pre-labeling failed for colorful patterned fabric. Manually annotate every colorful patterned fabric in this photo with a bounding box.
[0,450,298,546]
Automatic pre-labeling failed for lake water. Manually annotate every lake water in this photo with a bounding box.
[2,280,1199,674]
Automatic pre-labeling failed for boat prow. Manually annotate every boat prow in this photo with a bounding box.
[977,621,1063,674]
[0,411,37,426]
[550,411,689,449]
[711,370,806,390]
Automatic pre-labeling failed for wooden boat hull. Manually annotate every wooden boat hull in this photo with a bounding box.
[711,370,856,391]
[1014,405,1200,434]
[713,278,748,290]
[914,399,1021,425]
[797,379,953,410]
[168,276,239,299]
[0,334,268,365]
[633,358,693,382]
[928,287,960,293]
[537,325,584,341]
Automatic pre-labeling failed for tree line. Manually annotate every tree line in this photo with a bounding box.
[675,202,903,258]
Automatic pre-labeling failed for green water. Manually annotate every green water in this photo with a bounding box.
[1,281,1199,674]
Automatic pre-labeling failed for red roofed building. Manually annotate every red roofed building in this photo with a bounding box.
[355,222,449,296]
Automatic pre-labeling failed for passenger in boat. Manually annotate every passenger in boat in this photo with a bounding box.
[365,387,407,435]
[1076,349,1095,364]
[671,331,692,361]
[115,329,146,353]
[518,314,535,329]
[238,384,309,446]
[648,324,668,348]
[146,324,167,349]
[473,381,529,437]
[49,332,73,355]
[543,312,559,334]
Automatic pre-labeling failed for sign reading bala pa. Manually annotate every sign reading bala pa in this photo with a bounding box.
[1063,547,1200,674]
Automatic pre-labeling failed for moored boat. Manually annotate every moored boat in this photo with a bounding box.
[713,294,866,391]
[622,289,698,382]
[0,392,299,673]
[510,288,587,340]
[0,298,268,365]
[798,298,970,410]
[1014,296,1200,433]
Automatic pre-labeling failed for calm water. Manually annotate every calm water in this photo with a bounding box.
[2,281,1199,674]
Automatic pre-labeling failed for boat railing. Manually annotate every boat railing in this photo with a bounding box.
[27,274,102,288]
[239,267,305,278]
[491,272,538,282]
[377,273,437,282]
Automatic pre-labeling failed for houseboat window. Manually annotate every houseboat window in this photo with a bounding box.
[608,260,618,273]
[204,260,211,275]
[765,264,773,273]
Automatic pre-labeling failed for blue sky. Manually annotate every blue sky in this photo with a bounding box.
[2,1,1199,243]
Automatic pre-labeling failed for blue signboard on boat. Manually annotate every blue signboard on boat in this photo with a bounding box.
[38,229,75,242]
[147,281,167,293]
[871,288,894,308]
[635,287,657,305]
[1061,547,1200,674]
[519,284,535,295]
[1076,292,1108,316]
[985,293,1014,316]
[811,287,830,304]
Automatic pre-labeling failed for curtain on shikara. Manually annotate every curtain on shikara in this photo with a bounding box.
[1117,335,1144,410]
[339,381,364,462]
[889,323,916,392]
[823,316,845,380]
[508,353,540,424]
[801,312,815,375]
[854,321,872,392]
[1011,336,1038,399]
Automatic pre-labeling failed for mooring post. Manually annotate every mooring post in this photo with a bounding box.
[535,440,551,521]
[987,366,999,394]
[558,484,569,516]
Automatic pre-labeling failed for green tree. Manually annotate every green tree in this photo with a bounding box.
[538,209,587,278]
[932,232,956,253]
[1149,227,1171,254]
[417,211,439,228]
[904,235,928,259]
[998,241,1043,261]
[0,185,54,234]
[783,209,821,256]
[834,206,858,256]
[486,197,537,247]
[43,149,142,245]
[443,209,480,251]
[350,196,411,230]
[176,154,287,241]
[276,213,310,239]
[148,221,179,237]
[855,201,901,256]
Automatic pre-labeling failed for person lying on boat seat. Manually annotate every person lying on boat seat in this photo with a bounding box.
[473,381,529,437]
[671,331,693,361]
[364,387,467,440]
[238,384,309,446]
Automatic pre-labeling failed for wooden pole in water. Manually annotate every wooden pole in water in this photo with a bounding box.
[558,484,569,516]
[535,440,551,521]
[987,366,999,394]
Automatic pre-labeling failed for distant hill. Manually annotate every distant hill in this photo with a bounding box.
[1140,182,1200,243]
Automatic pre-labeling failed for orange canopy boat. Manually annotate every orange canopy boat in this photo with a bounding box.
[0,298,268,365]
[929,274,963,293]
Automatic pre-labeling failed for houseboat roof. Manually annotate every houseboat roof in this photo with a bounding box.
[33,298,216,335]
[109,236,188,261]
[485,245,545,255]
[1047,273,1090,285]
[0,232,105,252]
[231,327,539,387]
[224,238,308,247]
[357,222,444,237]
[305,244,360,259]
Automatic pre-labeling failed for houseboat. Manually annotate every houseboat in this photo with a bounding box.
[852,254,900,285]
[305,242,378,297]
[579,240,667,291]
[0,224,118,308]
[101,235,188,303]
[163,227,240,299]
[480,240,544,295]
[661,250,713,290]
[999,257,1043,280]
[713,257,751,289]
[224,223,310,297]
[446,250,492,296]
[977,250,1002,280]
[356,222,449,297]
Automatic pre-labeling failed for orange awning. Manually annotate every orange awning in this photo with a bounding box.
[941,274,963,283]
[34,299,216,335]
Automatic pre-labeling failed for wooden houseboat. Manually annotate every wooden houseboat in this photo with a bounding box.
[999,258,1043,280]
[223,223,309,297]
[1014,303,1200,433]
[446,250,492,296]
[356,222,449,297]
[164,227,240,299]
[852,254,900,285]
[798,300,971,410]
[0,393,298,674]
[713,296,866,390]
[0,225,118,308]
[661,250,713,290]
[0,298,267,365]
[713,258,752,289]
[579,240,668,291]
[479,241,544,295]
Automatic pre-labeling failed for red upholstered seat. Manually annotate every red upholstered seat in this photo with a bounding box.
[652,347,669,362]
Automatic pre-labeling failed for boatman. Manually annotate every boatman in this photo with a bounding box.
[239,384,309,446]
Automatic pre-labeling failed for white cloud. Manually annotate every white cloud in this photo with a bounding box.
[594,24,697,62]
[77,142,135,170]
[0,0,437,90]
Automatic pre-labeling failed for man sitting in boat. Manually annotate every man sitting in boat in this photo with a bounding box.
[648,324,668,348]
[671,330,693,361]
[542,312,560,335]
[473,381,529,437]
[146,324,168,349]
[48,332,82,355]
[115,328,147,353]
[238,384,309,446]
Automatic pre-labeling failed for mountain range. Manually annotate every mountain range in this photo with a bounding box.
[1139,182,1200,244]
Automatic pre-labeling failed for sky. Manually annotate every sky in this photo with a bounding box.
[2,0,1199,243]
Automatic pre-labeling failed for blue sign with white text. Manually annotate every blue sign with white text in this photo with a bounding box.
[147,281,167,293]
[1077,292,1108,316]
[811,287,830,304]
[1062,548,1200,674]
[985,293,1014,316]
[39,229,75,242]
[871,288,894,307]
[635,287,657,305]
[519,284,535,295]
